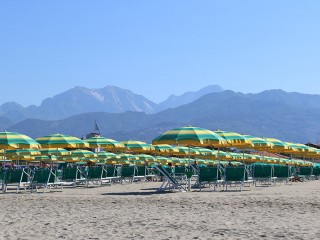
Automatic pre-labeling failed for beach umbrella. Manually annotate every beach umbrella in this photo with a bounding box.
[36,133,89,149]
[242,135,274,151]
[154,156,169,164]
[34,155,58,162]
[193,147,217,159]
[214,130,251,148]
[153,126,227,147]
[5,148,41,157]
[39,148,70,156]
[152,144,179,155]
[263,138,291,153]
[84,137,125,150]
[121,140,155,153]
[152,126,227,191]
[70,149,97,158]
[0,131,41,150]
[116,154,139,164]
[172,146,200,157]
[134,154,156,163]
[97,151,117,163]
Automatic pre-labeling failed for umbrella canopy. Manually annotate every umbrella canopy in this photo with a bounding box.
[242,135,274,151]
[263,137,291,153]
[39,148,70,156]
[5,148,41,157]
[70,149,97,158]
[152,144,179,155]
[134,154,156,162]
[35,155,58,162]
[121,140,155,153]
[214,130,251,148]
[36,133,89,149]
[192,147,217,159]
[0,131,40,150]
[153,126,227,147]
[84,137,125,150]
[172,146,200,156]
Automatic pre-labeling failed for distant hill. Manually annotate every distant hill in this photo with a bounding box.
[157,85,223,112]
[8,90,320,144]
[0,85,224,123]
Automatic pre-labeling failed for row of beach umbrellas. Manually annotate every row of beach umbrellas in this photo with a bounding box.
[0,127,318,167]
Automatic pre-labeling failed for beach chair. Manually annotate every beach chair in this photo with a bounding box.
[223,165,247,191]
[120,164,136,183]
[297,166,313,181]
[2,168,31,193]
[252,163,275,186]
[155,164,186,192]
[134,165,147,181]
[198,166,219,191]
[105,164,120,183]
[30,168,56,193]
[85,166,109,187]
[273,165,291,184]
[173,166,187,182]
[0,169,5,191]
[312,166,320,179]
[61,167,81,187]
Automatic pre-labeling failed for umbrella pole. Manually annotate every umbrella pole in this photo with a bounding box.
[188,146,191,192]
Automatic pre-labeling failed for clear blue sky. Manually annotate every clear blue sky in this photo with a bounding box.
[1,1,320,106]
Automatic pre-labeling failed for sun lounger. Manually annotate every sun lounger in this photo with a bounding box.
[198,166,219,191]
[273,165,290,184]
[61,167,81,187]
[155,164,186,192]
[120,164,136,183]
[223,165,247,191]
[297,166,313,181]
[252,164,275,186]
[30,168,61,193]
[134,165,147,181]
[2,168,31,193]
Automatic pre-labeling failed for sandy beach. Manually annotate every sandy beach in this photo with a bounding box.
[1,181,320,240]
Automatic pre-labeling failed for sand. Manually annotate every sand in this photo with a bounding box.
[1,181,320,240]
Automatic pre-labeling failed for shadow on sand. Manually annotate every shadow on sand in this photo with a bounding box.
[101,190,173,196]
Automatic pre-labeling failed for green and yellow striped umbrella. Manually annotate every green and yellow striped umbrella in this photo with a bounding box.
[192,147,217,159]
[263,138,291,153]
[97,151,117,159]
[70,149,97,158]
[36,133,89,149]
[0,131,40,149]
[172,146,200,156]
[134,154,156,162]
[39,148,70,156]
[242,135,274,151]
[152,126,227,147]
[84,137,125,150]
[34,155,58,162]
[5,148,41,157]
[214,130,251,148]
[121,140,155,153]
[152,144,178,155]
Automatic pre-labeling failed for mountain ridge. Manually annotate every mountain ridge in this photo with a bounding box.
[7,89,320,144]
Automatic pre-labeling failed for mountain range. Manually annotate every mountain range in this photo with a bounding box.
[0,85,223,124]
[5,87,320,144]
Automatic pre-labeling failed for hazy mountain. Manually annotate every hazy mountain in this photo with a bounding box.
[8,90,320,144]
[0,86,157,122]
[0,84,226,123]
[157,85,223,111]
